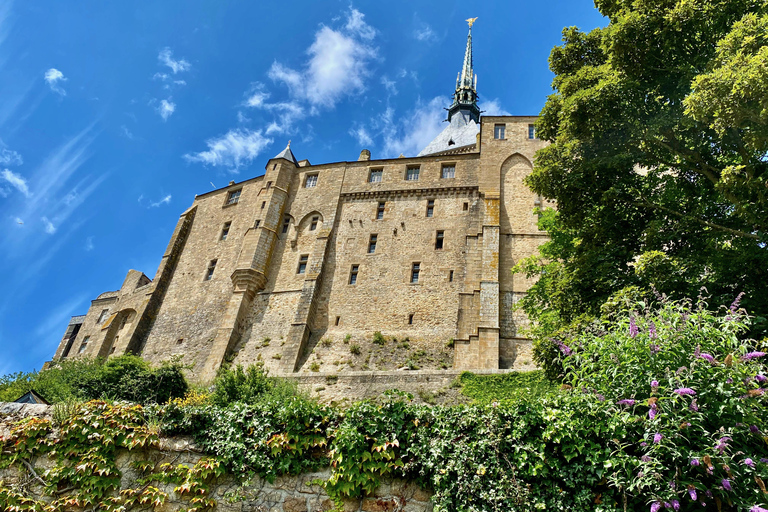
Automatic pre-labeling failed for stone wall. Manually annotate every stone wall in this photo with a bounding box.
[0,403,433,512]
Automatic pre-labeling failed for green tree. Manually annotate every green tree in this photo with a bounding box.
[518,0,768,345]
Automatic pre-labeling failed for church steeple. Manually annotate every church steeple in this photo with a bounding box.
[447,18,481,123]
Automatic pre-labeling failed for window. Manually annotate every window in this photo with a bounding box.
[349,264,359,285]
[441,165,455,179]
[426,199,435,218]
[310,216,319,231]
[226,189,241,205]
[408,313,414,325]
[528,124,536,139]
[119,315,128,330]
[368,234,377,254]
[410,262,420,284]
[110,345,116,355]
[266,181,272,190]
[220,221,231,241]
[305,174,318,188]
[261,201,266,210]
[494,124,505,139]
[406,166,420,181]
[435,230,444,250]
[97,309,109,324]
[78,336,90,354]
[282,217,290,234]
[177,338,184,345]
[335,316,341,326]
[449,270,454,282]
[376,201,385,220]
[254,220,261,228]
[297,254,308,274]
[204,259,217,281]
[463,202,469,211]
[369,169,383,183]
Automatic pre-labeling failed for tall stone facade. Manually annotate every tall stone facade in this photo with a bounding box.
[51,24,552,382]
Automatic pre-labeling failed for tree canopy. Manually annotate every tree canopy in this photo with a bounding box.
[518,0,768,341]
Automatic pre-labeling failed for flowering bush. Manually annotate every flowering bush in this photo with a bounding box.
[555,298,768,510]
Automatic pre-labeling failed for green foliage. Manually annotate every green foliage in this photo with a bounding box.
[349,344,362,355]
[211,363,300,407]
[458,370,555,404]
[521,0,768,341]
[0,355,188,405]
[372,331,386,345]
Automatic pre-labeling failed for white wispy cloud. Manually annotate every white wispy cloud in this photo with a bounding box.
[157,98,175,120]
[381,76,397,95]
[349,126,373,147]
[0,147,22,166]
[149,194,171,207]
[479,99,511,116]
[44,68,66,96]
[158,48,190,74]
[382,96,447,158]
[41,216,55,234]
[184,129,273,171]
[84,236,94,251]
[414,23,436,42]
[1,168,29,197]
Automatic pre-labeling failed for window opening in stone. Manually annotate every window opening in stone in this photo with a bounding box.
[297,254,309,274]
[177,338,184,345]
[97,309,109,324]
[310,216,319,231]
[369,168,383,183]
[261,201,266,209]
[410,262,420,284]
[335,316,341,326]
[449,270,454,282]
[408,313,414,324]
[494,124,505,140]
[441,165,455,179]
[406,166,420,181]
[266,181,272,190]
[282,217,290,234]
[220,221,231,241]
[528,124,536,139]
[305,174,318,188]
[254,220,261,228]
[349,264,359,285]
[376,201,385,220]
[205,259,217,281]
[226,189,241,205]
[368,234,377,254]
[78,336,90,354]
[435,230,444,250]
[463,202,469,211]
[426,199,435,218]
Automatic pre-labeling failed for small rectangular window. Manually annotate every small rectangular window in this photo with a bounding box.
[226,189,241,205]
[494,124,505,140]
[266,181,272,190]
[261,201,266,210]
[204,259,217,281]
[335,316,341,326]
[282,217,290,234]
[369,169,383,183]
[408,313,414,325]
[220,221,231,241]
[310,216,319,231]
[254,220,261,228]
[78,336,90,354]
[528,124,536,139]
[463,202,469,211]
[441,165,455,179]
[297,254,308,274]
[449,270,454,282]
[349,264,359,285]
[97,309,109,324]
[410,262,420,284]
[305,174,318,188]
[435,230,444,250]
[406,166,420,181]
[368,234,377,254]
[376,201,385,220]
[426,199,435,218]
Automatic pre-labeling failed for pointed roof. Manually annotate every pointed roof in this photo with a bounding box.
[419,19,482,157]
[272,140,298,166]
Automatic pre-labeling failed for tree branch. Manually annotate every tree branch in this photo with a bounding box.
[638,197,761,240]
[21,458,48,489]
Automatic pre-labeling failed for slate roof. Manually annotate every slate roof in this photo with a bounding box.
[273,143,299,166]
[417,111,479,157]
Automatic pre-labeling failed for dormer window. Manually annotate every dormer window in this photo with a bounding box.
[305,174,318,188]
[225,189,241,205]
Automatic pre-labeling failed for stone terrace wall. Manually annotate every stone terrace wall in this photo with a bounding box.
[0,403,433,512]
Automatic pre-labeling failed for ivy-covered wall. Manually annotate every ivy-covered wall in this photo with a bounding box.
[0,402,432,512]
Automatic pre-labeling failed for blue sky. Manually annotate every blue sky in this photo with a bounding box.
[0,1,605,376]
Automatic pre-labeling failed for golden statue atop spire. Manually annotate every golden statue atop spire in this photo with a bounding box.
[466,17,478,28]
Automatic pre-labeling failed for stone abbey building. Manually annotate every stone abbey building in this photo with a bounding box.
[52,23,550,382]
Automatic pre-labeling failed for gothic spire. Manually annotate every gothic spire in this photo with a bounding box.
[447,18,480,123]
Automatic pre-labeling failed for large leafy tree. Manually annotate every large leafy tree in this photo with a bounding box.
[518,0,768,343]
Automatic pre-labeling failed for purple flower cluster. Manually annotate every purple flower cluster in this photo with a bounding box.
[750,506,768,512]
[555,339,572,356]
[649,321,657,339]
[730,292,745,313]
[630,316,638,338]
[690,458,699,466]
[688,487,697,500]
[699,353,715,363]
[742,351,767,361]
[722,478,732,491]
[651,380,659,391]
[617,399,636,406]
[673,387,696,396]
[649,403,658,419]
[744,458,755,468]
[653,433,663,444]
[715,437,731,453]
[689,399,699,412]
[756,375,767,383]
[650,344,661,355]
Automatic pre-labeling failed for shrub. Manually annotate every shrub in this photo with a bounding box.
[211,363,299,406]
[343,334,351,344]
[310,362,321,372]
[458,370,554,404]
[372,331,386,345]
[350,344,362,355]
[321,338,333,347]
